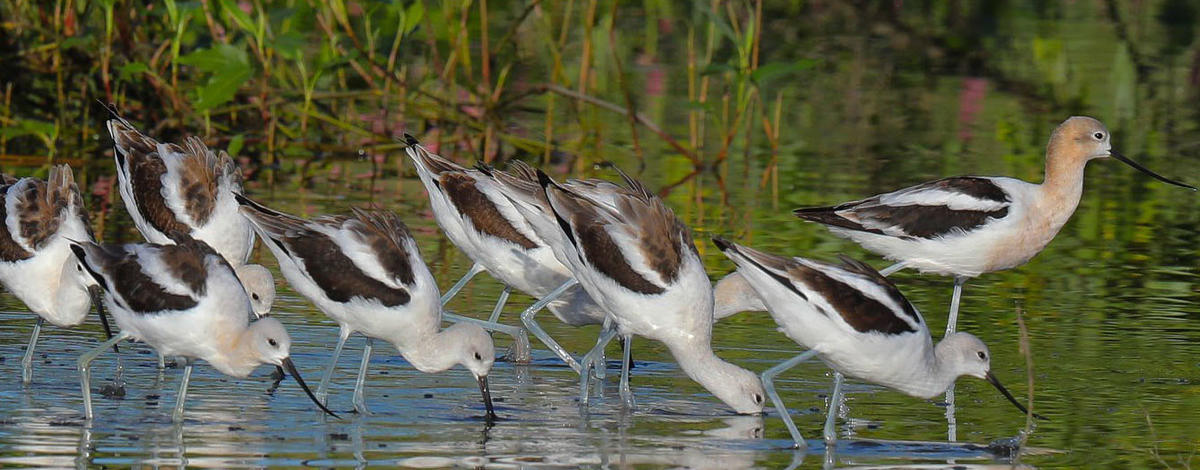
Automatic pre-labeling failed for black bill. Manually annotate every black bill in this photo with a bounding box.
[89,285,120,354]
[985,371,1048,421]
[477,375,497,422]
[282,357,339,418]
[1110,150,1196,190]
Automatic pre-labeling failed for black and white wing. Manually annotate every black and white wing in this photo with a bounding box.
[795,177,1013,240]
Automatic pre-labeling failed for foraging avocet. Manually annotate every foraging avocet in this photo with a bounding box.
[795,116,1195,337]
[408,139,754,372]
[713,238,1041,448]
[70,234,335,421]
[503,167,765,413]
[0,165,112,384]
[235,195,497,419]
[105,116,275,316]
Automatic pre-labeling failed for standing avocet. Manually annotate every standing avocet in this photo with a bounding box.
[70,234,335,421]
[0,165,113,384]
[713,238,1040,448]
[795,116,1195,338]
[235,195,497,419]
[105,116,275,316]
[502,167,765,413]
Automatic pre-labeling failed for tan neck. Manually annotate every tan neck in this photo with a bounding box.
[1039,147,1088,215]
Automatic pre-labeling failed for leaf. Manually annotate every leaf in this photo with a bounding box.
[750,59,818,87]
[178,44,250,73]
[118,61,151,80]
[218,0,256,36]
[404,1,425,35]
[226,134,245,158]
[193,65,252,111]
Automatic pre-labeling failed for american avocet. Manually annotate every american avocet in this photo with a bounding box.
[795,116,1195,337]
[406,140,623,370]
[105,117,275,317]
[0,165,113,384]
[235,195,497,419]
[70,234,335,421]
[712,238,1040,448]
[408,140,749,373]
[501,167,765,413]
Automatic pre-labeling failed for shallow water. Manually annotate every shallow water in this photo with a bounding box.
[2,159,1198,468]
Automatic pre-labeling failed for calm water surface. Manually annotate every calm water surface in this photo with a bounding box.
[2,4,1200,469]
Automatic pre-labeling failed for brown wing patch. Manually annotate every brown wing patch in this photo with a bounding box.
[574,216,665,295]
[348,208,416,286]
[13,179,63,251]
[622,196,691,284]
[74,243,201,313]
[789,259,917,335]
[129,147,190,235]
[174,137,219,226]
[850,204,1008,239]
[0,187,33,261]
[159,235,217,294]
[440,172,538,249]
[275,227,412,307]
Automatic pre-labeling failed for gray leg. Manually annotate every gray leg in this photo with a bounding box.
[171,360,194,422]
[21,317,44,384]
[352,338,373,415]
[440,262,485,305]
[943,277,966,442]
[944,277,967,337]
[444,312,531,363]
[593,317,614,380]
[157,353,166,370]
[487,286,512,324]
[946,387,957,442]
[578,327,619,406]
[79,332,131,420]
[822,372,845,446]
[316,326,352,404]
[519,279,581,373]
[619,334,635,408]
[762,350,820,449]
[878,260,908,277]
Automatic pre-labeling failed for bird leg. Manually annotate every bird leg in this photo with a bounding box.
[444,312,531,363]
[519,279,581,372]
[487,286,512,324]
[619,334,635,409]
[316,326,352,404]
[578,326,619,407]
[878,260,909,277]
[943,276,967,442]
[592,317,614,380]
[171,358,194,422]
[762,349,820,449]
[20,317,43,384]
[822,372,845,446]
[439,262,485,305]
[352,338,373,415]
[78,331,132,420]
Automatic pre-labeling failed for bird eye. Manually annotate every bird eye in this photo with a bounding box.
[977,351,987,360]
[268,338,278,347]
[753,393,763,404]
[252,293,260,301]
[1093,132,1105,140]
[473,352,483,361]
